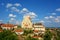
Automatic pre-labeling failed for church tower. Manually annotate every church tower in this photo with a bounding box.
[21,16,32,29]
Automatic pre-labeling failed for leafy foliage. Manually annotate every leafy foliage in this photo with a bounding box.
[17,25,21,28]
[44,30,53,40]
[23,29,33,36]
[55,29,60,40]
[0,30,18,40]
[25,36,38,40]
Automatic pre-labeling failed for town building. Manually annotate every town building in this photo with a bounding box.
[21,15,45,34]
[1,24,17,30]
[33,23,45,35]
[21,16,33,29]
[15,29,24,35]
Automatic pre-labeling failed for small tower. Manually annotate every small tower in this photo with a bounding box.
[21,16,32,29]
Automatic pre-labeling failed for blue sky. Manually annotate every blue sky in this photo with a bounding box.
[0,0,60,27]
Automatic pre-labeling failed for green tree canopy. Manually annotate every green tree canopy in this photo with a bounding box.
[25,36,38,40]
[44,30,53,40]
[0,30,18,40]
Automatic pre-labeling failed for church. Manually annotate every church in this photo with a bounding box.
[21,16,33,29]
[21,16,45,33]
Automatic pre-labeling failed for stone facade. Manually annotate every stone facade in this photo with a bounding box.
[21,16,32,29]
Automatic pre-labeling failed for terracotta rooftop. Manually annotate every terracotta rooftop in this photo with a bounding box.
[34,30,39,33]
[15,29,23,32]
[32,36,40,38]
[1,24,14,27]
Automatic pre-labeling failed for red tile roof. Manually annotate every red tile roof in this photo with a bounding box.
[34,30,39,33]
[1,24,14,27]
[15,29,23,32]
[32,36,40,38]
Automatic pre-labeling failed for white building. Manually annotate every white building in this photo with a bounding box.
[33,23,45,34]
[15,29,24,35]
[1,24,17,30]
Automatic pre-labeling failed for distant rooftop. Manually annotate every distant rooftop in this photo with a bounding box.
[33,23,43,25]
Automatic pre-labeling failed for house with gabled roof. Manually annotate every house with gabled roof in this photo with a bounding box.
[1,24,17,30]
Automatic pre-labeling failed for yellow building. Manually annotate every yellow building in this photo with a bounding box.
[21,16,32,29]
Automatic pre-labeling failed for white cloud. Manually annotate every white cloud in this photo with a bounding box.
[24,12,37,18]
[55,18,60,22]
[6,3,22,8]
[49,16,54,18]
[9,14,13,17]
[29,12,37,16]
[6,3,37,19]
[20,8,29,13]
[10,18,15,21]
[54,16,60,22]
[11,7,20,12]
[44,16,49,19]
[6,3,21,13]
[45,16,54,19]
[9,18,16,24]
[21,8,37,18]
[29,12,37,18]
[9,18,16,23]
[39,20,45,23]
[9,14,16,18]
[44,15,60,23]
[52,13,56,15]
[14,3,21,7]
[56,8,60,11]
[6,3,12,8]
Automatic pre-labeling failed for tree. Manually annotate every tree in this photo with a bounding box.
[17,25,21,28]
[25,35,38,40]
[23,29,33,36]
[0,30,18,40]
[44,30,53,40]
[56,30,60,40]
